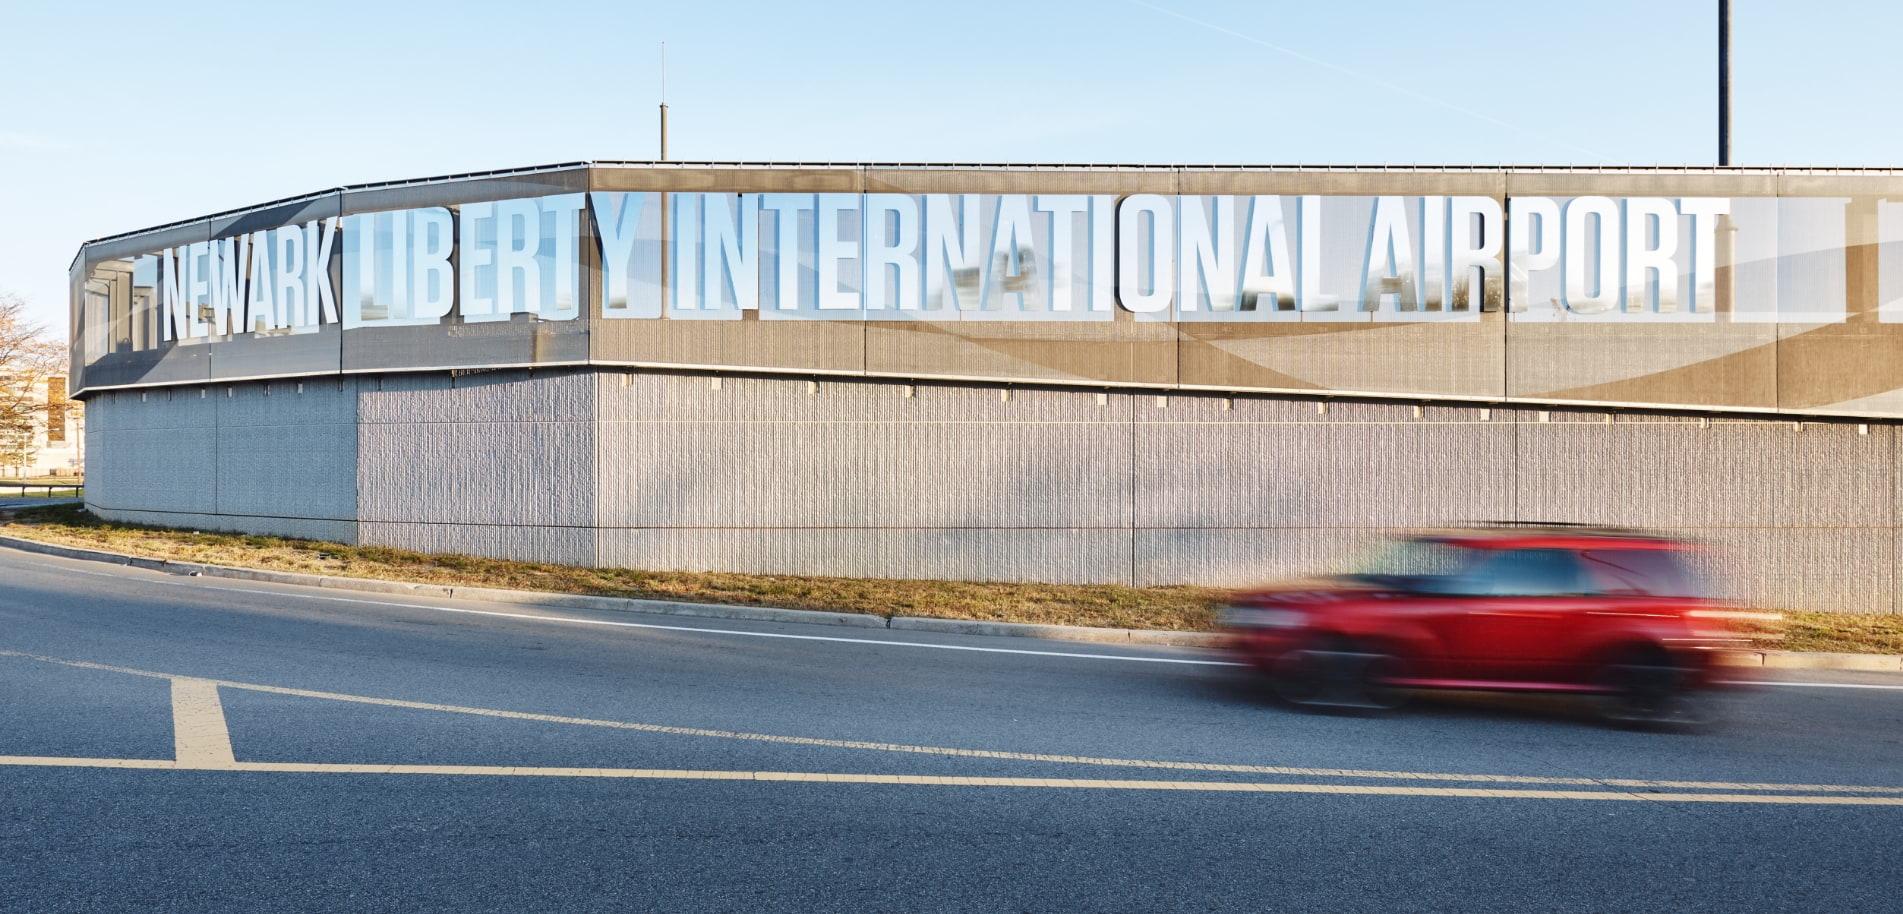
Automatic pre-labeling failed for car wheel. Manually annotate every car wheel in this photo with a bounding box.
[1594,646,1710,730]
[1272,638,1409,712]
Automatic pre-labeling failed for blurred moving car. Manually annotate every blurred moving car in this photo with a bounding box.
[1220,524,1755,725]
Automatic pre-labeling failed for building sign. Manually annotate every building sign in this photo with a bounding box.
[76,166,1903,416]
[113,191,1827,349]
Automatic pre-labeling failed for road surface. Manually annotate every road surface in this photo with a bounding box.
[1,546,1899,913]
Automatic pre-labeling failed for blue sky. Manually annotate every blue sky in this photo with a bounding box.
[4,0,1899,333]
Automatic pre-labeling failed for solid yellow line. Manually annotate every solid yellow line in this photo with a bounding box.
[0,754,1900,804]
[0,756,178,770]
[171,678,235,768]
[7,648,1903,797]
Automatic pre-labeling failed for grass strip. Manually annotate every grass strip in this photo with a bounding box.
[3,503,1900,654]
[0,504,1220,632]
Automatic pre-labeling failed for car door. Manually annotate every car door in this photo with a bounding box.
[1435,548,1604,681]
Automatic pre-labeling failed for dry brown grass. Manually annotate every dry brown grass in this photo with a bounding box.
[0,504,1223,631]
[1777,611,1903,655]
[6,503,1902,653]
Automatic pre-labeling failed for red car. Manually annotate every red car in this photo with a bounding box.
[1221,525,1754,725]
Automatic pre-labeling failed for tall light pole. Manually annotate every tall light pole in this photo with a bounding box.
[1718,0,1730,166]
[1715,1,1736,313]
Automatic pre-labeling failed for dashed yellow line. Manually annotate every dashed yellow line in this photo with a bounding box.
[7,648,1903,802]
[0,754,1900,804]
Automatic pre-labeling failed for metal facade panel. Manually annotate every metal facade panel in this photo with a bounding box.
[91,507,357,544]
[1700,526,1894,612]
[590,165,866,194]
[1180,318,1505,398]
[1777,173,1903,197]
[214,424,357,520]
[864,318,1177,386]
[1773,421,1895,528]
[1503,170,1778,197]
[338,168,590,215]
[356,416,597,526]
[343,321,592,373]
[209,194,343,240]
[593,374,1133,529]
[82,393,218,515]
[589,317,866,374]
[1135,395,1512,529]
[82,221,214,266]
[1511,418,1776,528]
[209,380,360,522]
[1504,322,1779,409]
[865,168,1175,195]
[360,521,596,567]
[1134,527,1374,588]
[356,370,596,529]
[595,527,1132,585]
[1179,169,1505,197]
[72,367,1903,613]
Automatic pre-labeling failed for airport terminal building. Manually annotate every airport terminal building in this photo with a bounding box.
[68,163,1903,613]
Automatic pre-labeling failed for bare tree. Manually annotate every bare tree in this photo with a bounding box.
[0,292,68,475]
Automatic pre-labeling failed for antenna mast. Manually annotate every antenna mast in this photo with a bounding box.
[659,42,669,161]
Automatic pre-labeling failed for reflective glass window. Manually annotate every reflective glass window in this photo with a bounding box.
[1460,548,1591,597]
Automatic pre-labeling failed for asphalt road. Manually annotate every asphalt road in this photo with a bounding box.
[2,547,1900,913]
[0,497,81,510]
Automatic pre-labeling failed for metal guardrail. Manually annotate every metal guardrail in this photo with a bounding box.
[0,482,83,498]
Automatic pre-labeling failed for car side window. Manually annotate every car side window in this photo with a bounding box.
[1580,549,1703,597]
[1459,548,1591,597]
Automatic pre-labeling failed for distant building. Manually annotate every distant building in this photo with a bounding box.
[0,376,82,478]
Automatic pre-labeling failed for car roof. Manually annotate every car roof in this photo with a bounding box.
[1414,525,1690,552]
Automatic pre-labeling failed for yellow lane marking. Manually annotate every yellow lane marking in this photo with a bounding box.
[0,756,177,770]
[171,678,235,767]
[0,753,1900,804]
[6,648,1903,798]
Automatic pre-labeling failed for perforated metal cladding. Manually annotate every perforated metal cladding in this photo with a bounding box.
[80,369,1903,612]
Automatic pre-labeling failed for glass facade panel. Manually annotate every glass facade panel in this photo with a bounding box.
[58,167,1903,417]
[74,221,214,391]
[205,195,345,382]
[339,184,590,373]
[1503,194,1780,410]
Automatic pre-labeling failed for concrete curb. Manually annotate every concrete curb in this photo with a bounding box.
[1722,650,1903,672]
[0,532,1888,664]
[0,533,1211,647]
